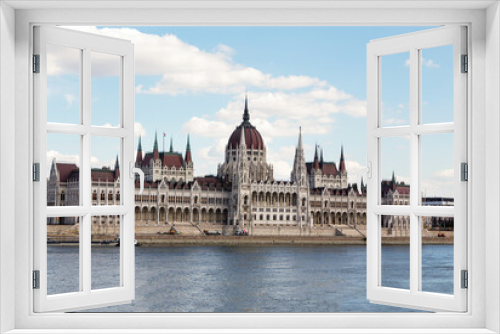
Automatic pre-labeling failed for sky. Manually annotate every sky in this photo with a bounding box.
[46,26,455,198]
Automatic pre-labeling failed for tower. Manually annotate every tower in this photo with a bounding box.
[310,144,323,188]
[291,127,308,187]
[184,134,193,167]
[291,128,311,228]
[114,154,120,180]
[135,135,143,167]
[339,145,348,188]
[153,130,159,161]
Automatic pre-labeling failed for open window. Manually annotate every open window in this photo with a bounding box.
[366,26,467,312]
[33,26,136,312]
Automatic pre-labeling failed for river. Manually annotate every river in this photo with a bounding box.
[46,244,453,313]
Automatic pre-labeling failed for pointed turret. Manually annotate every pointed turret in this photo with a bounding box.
[135,135,143,165]
[153,130,159,160]
[169,137,174,153]
[243,93,250,124]
[185,134,192,164]
[114,154,120,180]
[313,144,320,170]
[339,145,346,172]
[392,170,396,184]
[320,148,324,169]
[297,126,303,150]
[291,127,308,185]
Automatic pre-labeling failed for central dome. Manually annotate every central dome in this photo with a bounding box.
[227,97,264,150]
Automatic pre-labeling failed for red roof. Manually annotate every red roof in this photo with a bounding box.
[91,169,115,182]
[56,163,78,182]
[228,124,264,150]
[321,162,338,176]
[396,186,410,195]
[142,152,185,168]
[306,162,338,176]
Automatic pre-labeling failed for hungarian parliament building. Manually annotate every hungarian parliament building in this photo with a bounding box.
[47,97,447,233]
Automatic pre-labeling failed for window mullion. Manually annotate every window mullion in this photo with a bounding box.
[409,47,420,294]
[82,47,91,294]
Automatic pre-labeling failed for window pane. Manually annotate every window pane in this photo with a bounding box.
[380,52,410,127]
[91,52,121,127]
[47,216,80,295]
[91,136,121,206]
[421,133,454,202]
[381,215,410,290]
[421,216,454,294]
[421,45,454,124]
[91,215,121,290]
[46,44,81,124]
[380,136,410,205]
[47,133,81,206]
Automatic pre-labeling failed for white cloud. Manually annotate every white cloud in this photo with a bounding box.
[134,122,147,137]
[61,26,326,95]
[405,57,439,68]
[423,58,440,68]
[182,117,234,138]
[383,118,407,126]
[345,160,366,186]
[64,94,75,108]
[266,145,296,180]
[435,168,454,178]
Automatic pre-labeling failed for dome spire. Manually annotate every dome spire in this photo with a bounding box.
[243,93,250,124]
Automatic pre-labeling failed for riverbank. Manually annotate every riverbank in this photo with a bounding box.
[137,235,453,246]
[48,235,453,246]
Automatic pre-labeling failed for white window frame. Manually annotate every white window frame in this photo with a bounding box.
[33,25,136,313]
[0,1,498,333]
[366,26,467,312]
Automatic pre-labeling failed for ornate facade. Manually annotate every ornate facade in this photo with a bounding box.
[131,97,367,233]
[48,97,431,235]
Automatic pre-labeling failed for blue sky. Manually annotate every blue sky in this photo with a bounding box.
[46,26,455,198]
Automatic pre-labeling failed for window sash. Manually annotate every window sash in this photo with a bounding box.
[366,26,468,312]
[33,25,136,312]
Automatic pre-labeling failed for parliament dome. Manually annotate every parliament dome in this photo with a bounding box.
[227,97,264,150]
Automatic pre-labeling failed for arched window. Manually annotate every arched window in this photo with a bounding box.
[100,191,105,201]
[60,192,65,201]
[116,192,120,201]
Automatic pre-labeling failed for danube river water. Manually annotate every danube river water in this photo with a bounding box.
[46,244,453,313]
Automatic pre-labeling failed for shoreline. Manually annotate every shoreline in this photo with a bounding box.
[48,236,454,246]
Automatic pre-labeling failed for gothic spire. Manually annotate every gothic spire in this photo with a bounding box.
[169,136,174,153]
[291,128,307,184]
[320,147,324,168]
[185,134,192,164]
[136,135,143,165]
[114,154,120,179]
[153,130,159,160]
[297,126,303,150]
[243,94,250,124]
[339,145,346,172]
[153,130,158,151]
[392,170,396,184]
[313,144,320,170]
